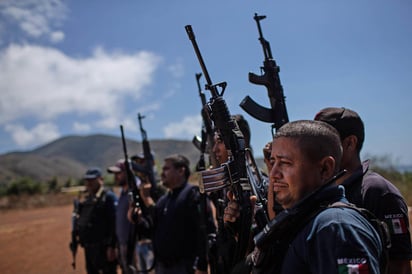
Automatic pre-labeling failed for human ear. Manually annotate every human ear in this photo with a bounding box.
[319,156,336,183]
[179,166,186,176]
[342,135,357,151]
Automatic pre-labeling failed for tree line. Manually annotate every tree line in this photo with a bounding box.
[1,162,411,205]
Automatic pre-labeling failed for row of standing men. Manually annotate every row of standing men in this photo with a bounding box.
[73,106,412,274]
[73,149,215,274]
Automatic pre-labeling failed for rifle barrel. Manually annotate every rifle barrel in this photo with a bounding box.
[185,25,219,97]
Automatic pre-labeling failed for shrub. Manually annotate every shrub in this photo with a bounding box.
[6,177,44,196]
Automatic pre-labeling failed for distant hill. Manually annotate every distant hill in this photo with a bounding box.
[0,134,202,185]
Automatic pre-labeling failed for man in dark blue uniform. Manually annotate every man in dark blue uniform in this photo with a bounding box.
[136,154,216,274]
[76,167,118,274]
[315,107,412,274]
[224,120,384,273]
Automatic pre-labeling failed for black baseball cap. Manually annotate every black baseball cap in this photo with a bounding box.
[83,167,103,180]
[314,107,365,150]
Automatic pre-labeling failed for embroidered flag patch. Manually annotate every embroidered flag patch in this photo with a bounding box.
[389,217,408,234]
[337,258,369,274]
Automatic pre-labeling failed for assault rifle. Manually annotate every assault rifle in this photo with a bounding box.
[120,125,140,209]
[137,113,157,197]
[193,72,223,274]
[240,13,289,135]
[69,197,80,269]
[121,125,150,271]
[185,24,253,272]
[193,72,218,171]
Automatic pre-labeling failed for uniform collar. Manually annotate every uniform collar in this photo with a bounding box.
[341,160,370,188]
[169,181,187,197]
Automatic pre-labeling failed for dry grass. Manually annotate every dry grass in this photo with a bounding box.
[0,193,76,211]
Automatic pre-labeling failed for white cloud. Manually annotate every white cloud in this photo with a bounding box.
[163,114,202,139]
[168,59,184,78]
[49,31,64,43]
[137,102,161,114]
[0,0,68,43]
[96,116,138,133]
[4,122,60,147]
[72,122,91,133]
[0,44,162,128]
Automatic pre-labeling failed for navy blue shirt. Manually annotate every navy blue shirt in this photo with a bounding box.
[281,204,382,273]
[151,182,216,271]
[342,160,412,260]
[253,185,383,274]
[78,187,117,247]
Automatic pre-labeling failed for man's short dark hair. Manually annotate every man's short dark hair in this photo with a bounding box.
[314,107,365,152]
[275,120,343,171]
[164,154,191,179]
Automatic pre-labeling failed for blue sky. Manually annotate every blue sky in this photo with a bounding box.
[1,0,411,166]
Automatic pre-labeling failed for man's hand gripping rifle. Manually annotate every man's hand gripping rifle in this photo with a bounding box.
[240,13,289,135]
[185,24,253,266]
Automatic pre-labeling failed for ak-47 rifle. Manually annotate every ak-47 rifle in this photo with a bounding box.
[69,197,80,269]
[185,24,253,272]
[240,13,289,135]
[137,113,157,198]
[193,72,218,171]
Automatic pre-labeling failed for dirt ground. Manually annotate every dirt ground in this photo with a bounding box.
[1,203,412,274]
[0,204,90,274]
